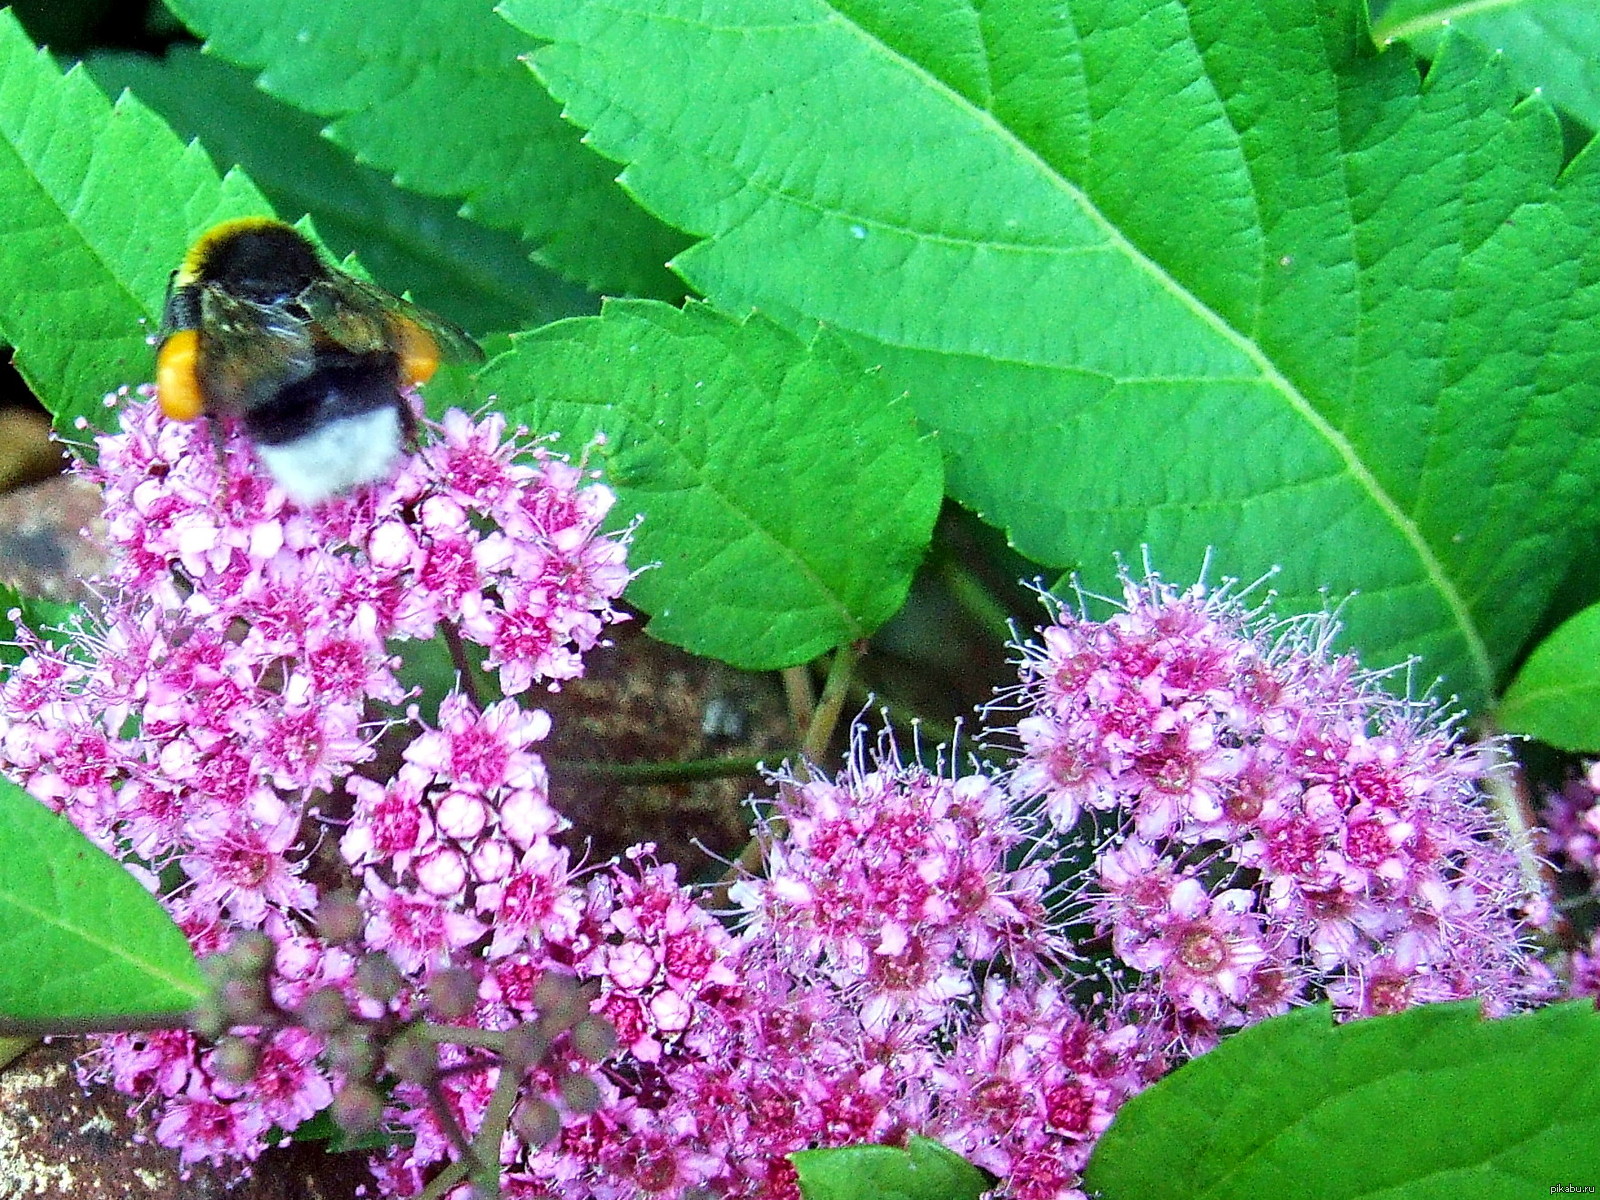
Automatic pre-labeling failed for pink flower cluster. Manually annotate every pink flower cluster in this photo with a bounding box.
[1,392,630,1167]
[1543,763,1600,882]
[1006,576,1552,1055]
[0,396,1557,1198]
[1536,764,1600,998]
[725,755,1146,1199]
[746,758,1058,1019]
[378,759,1143,1200]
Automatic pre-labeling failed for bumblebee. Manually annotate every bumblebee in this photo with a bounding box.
[155,217,484,503]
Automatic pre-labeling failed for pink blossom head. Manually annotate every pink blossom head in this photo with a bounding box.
[1002,569,1552,1050]
[4,391,631,1167]
[736,736,1062,1024]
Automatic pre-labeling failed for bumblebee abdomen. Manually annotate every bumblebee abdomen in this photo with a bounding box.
[242,350,401,448]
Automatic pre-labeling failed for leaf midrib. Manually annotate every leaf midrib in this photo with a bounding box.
[0,889,203,1005]
[796,1,1488,690]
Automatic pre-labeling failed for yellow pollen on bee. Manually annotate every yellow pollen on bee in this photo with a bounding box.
[394,318,441,388]
[156,329,205,421]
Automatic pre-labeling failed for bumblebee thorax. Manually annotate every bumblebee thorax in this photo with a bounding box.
[188,222,324,305]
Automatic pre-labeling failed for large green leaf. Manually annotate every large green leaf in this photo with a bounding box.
[0,777,205,1024]
[0,10,267,432]
[480,300,942,668]
[1085,1001,1600,1200]
[501,0,1600,708]
[86,48,597,336]
[163,0,689,300]
[1373,1,1600,130]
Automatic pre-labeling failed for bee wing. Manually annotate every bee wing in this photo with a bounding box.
[314,275,486,366]
[393,294,487,367]
[195,286,317,413]
[298,276,396,357]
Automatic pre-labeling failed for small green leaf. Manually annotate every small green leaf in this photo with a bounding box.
[163,0,688,299]
[1499,602,1600,750]
[291,1107,410,1153]
[1373,1,1600,130]
[85,47,597,336]
[0,10,268,432]
[1085,1001,1600,1200]
[0,776,205,1024]
[481,299,943,669]
[791,1136,990,1200]
[0,585,78,668]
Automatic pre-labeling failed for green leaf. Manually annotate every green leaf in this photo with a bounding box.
[162,0,689,300]
[501,0,1600,709]
[291,1107,410,1153]
[0,585,79,669]
[481,300,943,668]
[1084,1001,1600,1200]
[791,1136,991,1200]
[85,47,597,336]
[1373,1,1600,130]
[0,776,205,1024]
[0,10,268,433]
[1499,602,1600,750]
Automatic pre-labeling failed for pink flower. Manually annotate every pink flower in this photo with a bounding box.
[154,1082,274,1168]
[1116,880,1269,1023]
[213,1028,331,1131]
[930,975,1145,1199]
[741,748,1058,1021]
[1569,931,1600,1000]
[180,805,314,923]
[1005,571,1552,1049]
[361,874,489,974]
[2,392,629,1177]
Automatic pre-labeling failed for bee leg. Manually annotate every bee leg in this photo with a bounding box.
[198,417,227,503]
[206,416,247,494]
[399,392,422,453]
[208,416,230,472]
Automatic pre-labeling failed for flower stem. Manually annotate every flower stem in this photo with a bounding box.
[442,618,484,710]
[467,1050,527,1200]
[417,1157,471,1200]
[425,1074,485,1181]
[708,644,865,907]
[802,642,862,763]
[1479,748,1555,915]
[417,1023,508,1050]
[781,664,815,732]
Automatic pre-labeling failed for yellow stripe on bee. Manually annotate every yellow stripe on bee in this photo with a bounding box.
[394,317,441,387]
[156,329,205,421]
[177,216,287,285]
